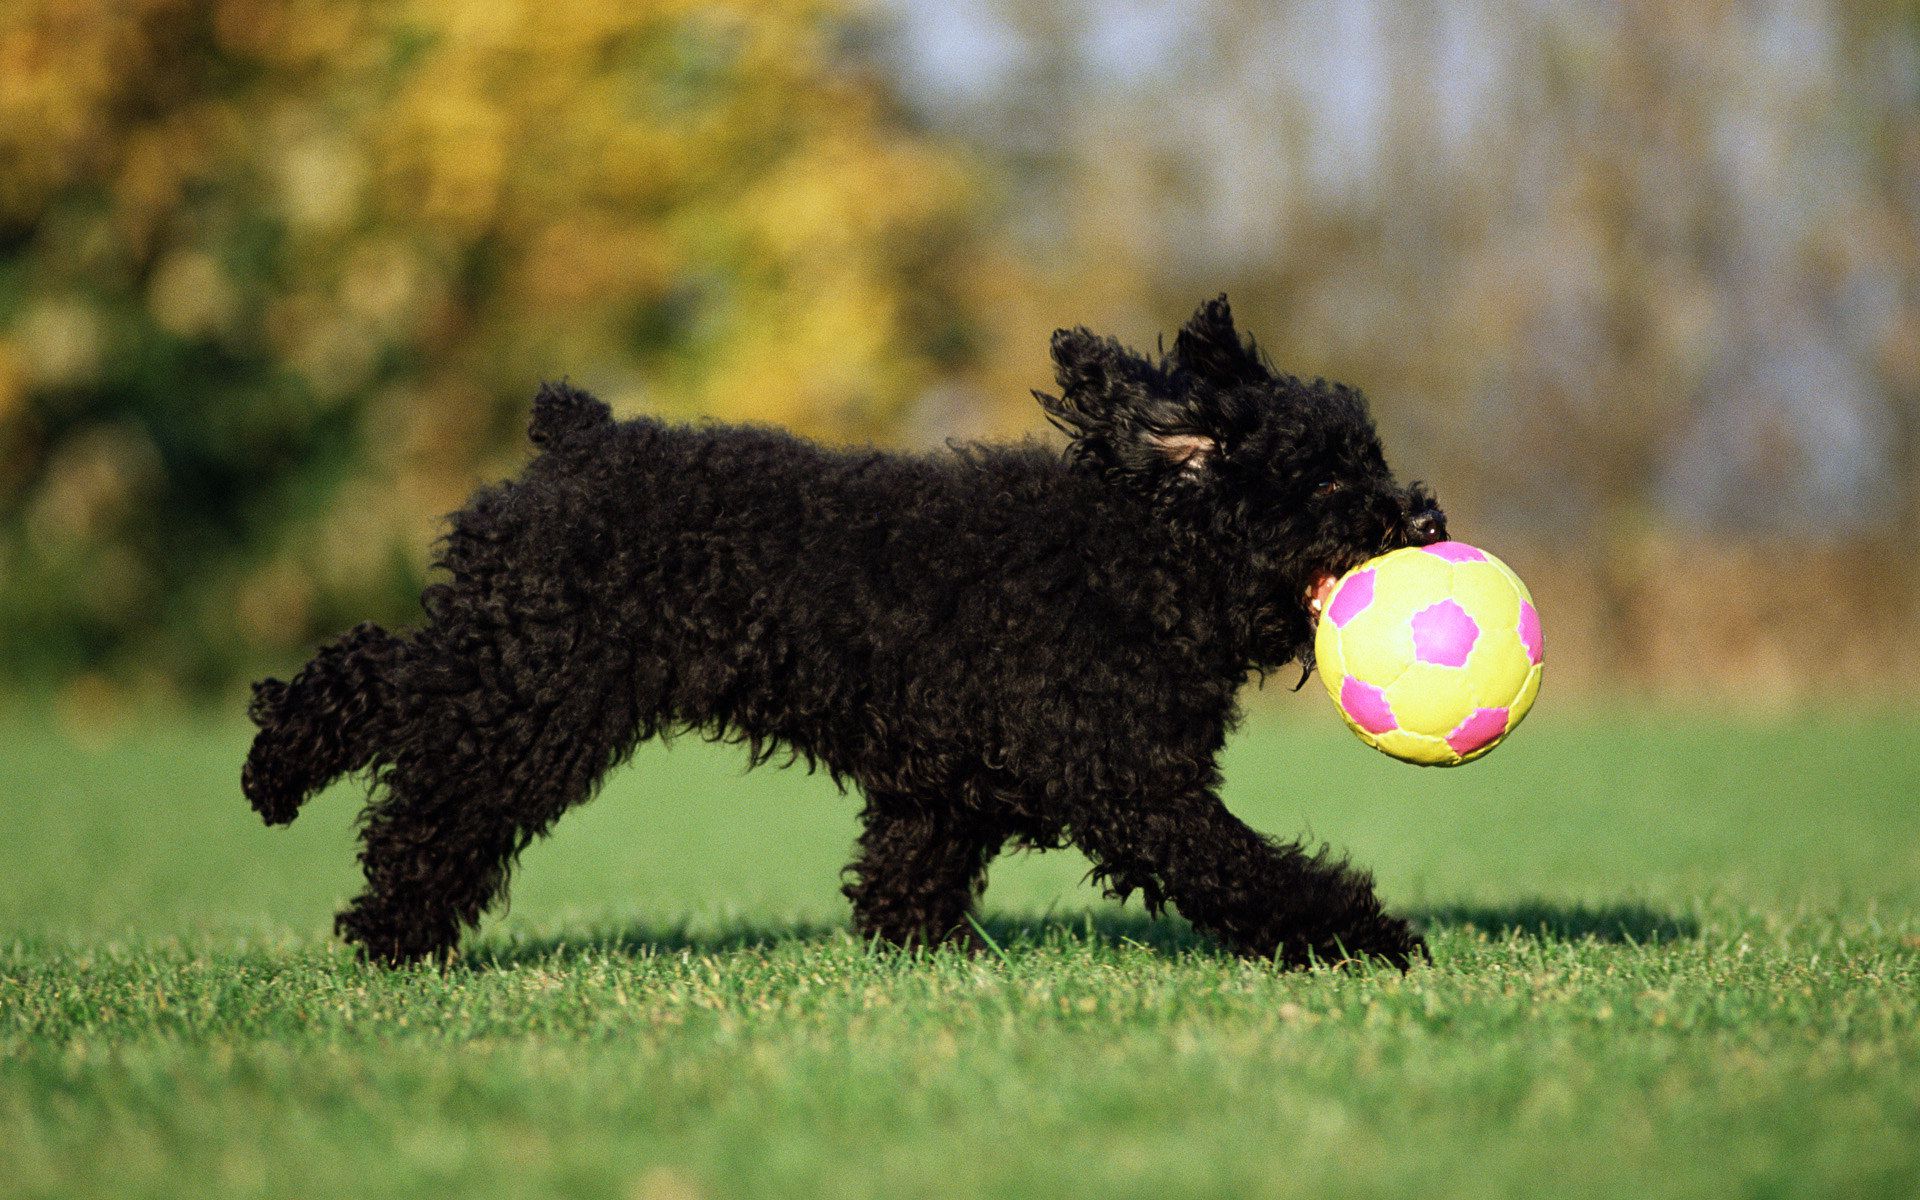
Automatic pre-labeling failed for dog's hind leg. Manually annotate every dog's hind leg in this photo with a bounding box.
[1070,787,1425,970]
[335,625,649,965]
[243,622,409,826]
[842,793,1006,950]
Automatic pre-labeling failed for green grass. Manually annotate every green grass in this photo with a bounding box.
[2,702,1917,1199]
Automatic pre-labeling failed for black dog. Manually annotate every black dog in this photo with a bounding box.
[243,296,1445,969]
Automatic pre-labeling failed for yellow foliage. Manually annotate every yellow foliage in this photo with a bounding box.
[0,0,1002,684]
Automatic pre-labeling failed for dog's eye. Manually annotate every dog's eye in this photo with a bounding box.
[1313,480,1343,499]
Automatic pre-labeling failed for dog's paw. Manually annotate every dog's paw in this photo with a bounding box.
[1285,913,1428,971]
[334,903,460,969]
[1358,916,1429,970]
[869,923,992,956]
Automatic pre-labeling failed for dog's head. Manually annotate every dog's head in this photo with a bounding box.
[1037,295,1447,668]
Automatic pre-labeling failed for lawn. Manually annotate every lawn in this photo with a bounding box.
[1,702,1916,1199]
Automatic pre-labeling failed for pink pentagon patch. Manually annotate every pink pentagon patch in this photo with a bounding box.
[1339,677,1397,734]
[1446,707,1509,756]
[1420,541,1487,563]
[1519,600,1543,665]
[1411,600,1478,667]
[1327,569,1374,628]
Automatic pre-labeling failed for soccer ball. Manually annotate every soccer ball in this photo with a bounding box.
[1311,541,1542,766]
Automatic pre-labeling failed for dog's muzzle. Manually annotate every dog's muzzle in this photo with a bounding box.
[1406,507,1447,546]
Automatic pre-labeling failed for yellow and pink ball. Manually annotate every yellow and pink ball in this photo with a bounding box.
[1312,541,1542,766]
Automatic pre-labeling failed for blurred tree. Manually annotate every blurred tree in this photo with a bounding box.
[0,0,993,696]
[880,0,1920,696]
[4,0,1917,704]
[933,0,1918,535]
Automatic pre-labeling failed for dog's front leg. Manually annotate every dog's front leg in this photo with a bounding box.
[1072,789,1425,969]
[841,792,1006,951]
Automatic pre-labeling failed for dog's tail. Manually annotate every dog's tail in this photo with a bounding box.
[242,622,409,825]
[527,381,613,451]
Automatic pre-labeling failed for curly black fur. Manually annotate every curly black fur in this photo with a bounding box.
[244,296,1447,969]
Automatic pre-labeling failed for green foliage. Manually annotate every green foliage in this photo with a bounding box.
[2,709,1916,1198]
[0,0,990,694]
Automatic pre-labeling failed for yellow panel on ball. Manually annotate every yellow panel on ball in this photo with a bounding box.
[1371,727,1455,766]
[1510,663,1543,724]
[1384,661,1476,739]
[1312,613,1345,682]
[1484,552,1536,605]
[1364,549,1455,625]
[1449,559,1522,632]
[1465,628,1533,711]
[1334,594,1417,688]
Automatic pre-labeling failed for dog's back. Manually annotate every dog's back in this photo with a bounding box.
[470,386,1204,786]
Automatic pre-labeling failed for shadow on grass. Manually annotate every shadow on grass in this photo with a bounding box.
[471,899,1697,969]
[1411,900,1698,944]
[472,908,1212,970]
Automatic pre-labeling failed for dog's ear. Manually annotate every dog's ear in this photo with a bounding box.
[1036,326,1222,474]
[1173,295,1266,389]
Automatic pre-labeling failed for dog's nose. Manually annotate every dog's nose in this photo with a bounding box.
[1407,508,1447,546]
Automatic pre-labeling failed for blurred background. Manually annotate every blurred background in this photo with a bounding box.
[1,0,1915,723]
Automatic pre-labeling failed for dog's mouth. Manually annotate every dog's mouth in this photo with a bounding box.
[1305,572,1340,625]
